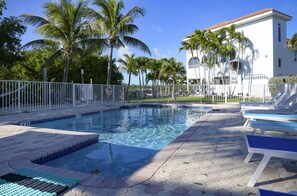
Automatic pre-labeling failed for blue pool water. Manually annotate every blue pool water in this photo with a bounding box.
[33,105,209,177]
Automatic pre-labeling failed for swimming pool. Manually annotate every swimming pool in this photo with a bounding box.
[32,105,209,177]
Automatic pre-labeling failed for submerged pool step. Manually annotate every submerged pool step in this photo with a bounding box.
[0,167,81,196]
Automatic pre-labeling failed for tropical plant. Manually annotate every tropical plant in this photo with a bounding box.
[0,0,26,70]
[146,58,161,97]
[21,0,101,82]
[135,56,150,86]
[118,54,137,100]
[289,33,297,51]
[179,40,199,86]
[160,58,186,99]
[88,0,151,85]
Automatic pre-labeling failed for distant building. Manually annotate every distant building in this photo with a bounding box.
[186,8,297,86]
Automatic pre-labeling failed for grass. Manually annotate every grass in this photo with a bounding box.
[130,95,263,103]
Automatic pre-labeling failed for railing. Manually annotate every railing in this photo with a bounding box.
[1,80,295,115]
[0,80,124,115]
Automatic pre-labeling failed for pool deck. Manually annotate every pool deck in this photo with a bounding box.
[0,103,296,195]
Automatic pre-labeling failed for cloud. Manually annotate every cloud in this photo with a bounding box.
[153,48,167,59]
[152,25,165,36]
[116,46,133,67]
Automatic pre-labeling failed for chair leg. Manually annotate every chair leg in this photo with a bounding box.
[251,128,257,135]
[259,129,266,135]
[244,118,250,127]
[244,152,254,163]
[247,154,271,187]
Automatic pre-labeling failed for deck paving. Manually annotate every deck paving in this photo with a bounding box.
[0,103,296,195]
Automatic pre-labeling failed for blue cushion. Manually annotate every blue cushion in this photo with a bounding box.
[251,121,297,128]
[247,135,297,152]
[259,189,296,196]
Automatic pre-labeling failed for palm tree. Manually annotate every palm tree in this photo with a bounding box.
[118,54,137,100]
[289,33,297,50]
[160,58,186,99]
[179,40,199,87]
[146,59,161,98]
[88,0,151,85]
[21,0,101,82]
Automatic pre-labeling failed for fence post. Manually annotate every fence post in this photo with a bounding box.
[263,85,265,102]
[101,85,103,103]
[48,82,51,110]
[122,85,125,102]
[112,85,115,103]
[86,84,89,106]
[72,83,75,107]
[224,85,227,104]
[18,80,21,113]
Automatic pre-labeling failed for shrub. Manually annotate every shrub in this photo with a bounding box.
[268,75,297,96]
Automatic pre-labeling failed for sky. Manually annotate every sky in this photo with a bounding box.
[3,0,297,84]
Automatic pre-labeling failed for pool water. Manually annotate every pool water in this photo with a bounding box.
[33,105,209,177]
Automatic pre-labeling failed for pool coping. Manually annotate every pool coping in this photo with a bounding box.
[7,103,214,188]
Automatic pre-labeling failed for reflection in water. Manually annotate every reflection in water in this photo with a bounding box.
[35,105,209,177]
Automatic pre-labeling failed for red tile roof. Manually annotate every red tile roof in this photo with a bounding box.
[206,8,292,31]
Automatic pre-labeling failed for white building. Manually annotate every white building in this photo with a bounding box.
[186,8,297,87]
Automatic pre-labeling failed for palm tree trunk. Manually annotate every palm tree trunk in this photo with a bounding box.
[127,73,131,101]
[107,46,114,85]
[62,56,70,82]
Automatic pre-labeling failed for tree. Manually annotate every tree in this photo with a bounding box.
[0,0,26,70]
[289,33,297,51]
[135,56,150,86]
[0,0,5,15]
[21,0,102,82]
[160,58,186,99]
[146,58,161,97]
[88,0,151,85]
[118,54,137,100]
[179,40,200,88]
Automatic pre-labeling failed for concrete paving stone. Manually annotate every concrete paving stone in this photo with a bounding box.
[1,104,296,195]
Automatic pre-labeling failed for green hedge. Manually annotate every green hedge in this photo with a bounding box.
[268,75,297,96]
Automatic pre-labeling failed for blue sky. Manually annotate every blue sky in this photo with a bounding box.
[3,0,297,84]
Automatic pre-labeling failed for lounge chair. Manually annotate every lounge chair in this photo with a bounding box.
[244,135,297,187]
[240,91,283,106]
[243,112,297,127]
[258,189,297,196]
[250,121,297,135]
[241,93,297,112]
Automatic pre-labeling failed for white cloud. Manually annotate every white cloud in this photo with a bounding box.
[153,48,167,59]
[152,25,165,36]
[116,46,133,67]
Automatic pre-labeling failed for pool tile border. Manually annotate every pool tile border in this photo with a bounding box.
[7,103,213,189]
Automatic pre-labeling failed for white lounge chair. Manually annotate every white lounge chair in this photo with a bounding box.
[250,121,297,135]
[240,91,283,106]
[244,135,297,187]
[241,93,296,112]
[243,113,297,127]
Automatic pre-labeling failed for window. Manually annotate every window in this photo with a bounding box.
[294,51,297,61]
[220,55,226,63]
[278,24,281,42]
[278,58,282,68]
[188,57,199,68]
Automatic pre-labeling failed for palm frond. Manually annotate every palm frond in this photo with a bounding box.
[20,14,49,27]
[123,36,151,55]
[44,49,63,67]
[21,39,59,50]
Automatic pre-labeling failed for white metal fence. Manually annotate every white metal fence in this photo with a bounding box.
[0,80,124,115]
[1,80,294,115]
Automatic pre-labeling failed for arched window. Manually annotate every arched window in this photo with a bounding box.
[188,57,200,68]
